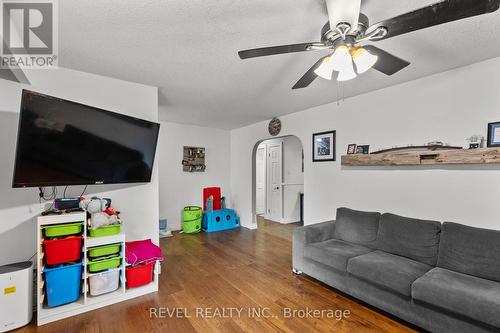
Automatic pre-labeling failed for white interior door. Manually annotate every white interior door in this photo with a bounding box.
[266,142,282,222]
[255,145,266,215]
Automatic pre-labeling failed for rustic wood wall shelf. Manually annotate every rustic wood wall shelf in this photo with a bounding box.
[341,148,500,166]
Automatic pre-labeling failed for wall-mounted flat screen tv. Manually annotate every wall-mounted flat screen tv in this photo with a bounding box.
[12,90,160,187]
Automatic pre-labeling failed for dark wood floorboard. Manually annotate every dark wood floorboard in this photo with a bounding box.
[18,226,418,333]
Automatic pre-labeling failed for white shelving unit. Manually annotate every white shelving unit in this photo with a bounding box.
[37,211,160,326]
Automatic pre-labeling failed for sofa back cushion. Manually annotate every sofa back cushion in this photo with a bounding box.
[334,208,380,247]
[437,222,500,282]
[376,213,441,266]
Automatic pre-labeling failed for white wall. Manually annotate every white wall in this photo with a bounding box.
[158,122,230,230]
[231,56,500,231]
[0,68,159,266]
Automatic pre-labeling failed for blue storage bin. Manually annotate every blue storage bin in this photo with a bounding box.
[44,262,82,307]
[202,209,240,233]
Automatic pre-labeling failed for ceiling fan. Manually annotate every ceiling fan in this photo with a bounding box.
[238,0,500,89]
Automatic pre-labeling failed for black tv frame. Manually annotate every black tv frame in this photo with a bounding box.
[12,89,160,188]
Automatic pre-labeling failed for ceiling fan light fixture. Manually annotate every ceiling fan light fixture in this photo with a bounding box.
[313,56,335,80]
[330,45,353,72]
[351,47,378,74]
[336,61,357,81]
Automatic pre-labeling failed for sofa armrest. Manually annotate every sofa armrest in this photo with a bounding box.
[292,221,335,272]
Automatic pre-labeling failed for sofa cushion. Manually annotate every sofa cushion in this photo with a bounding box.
[334,208,380,247]
[376,213,441,266]
[304,239,373,272]
[412,267,500,328]
[347,250,432,297]
[437,222,500,282]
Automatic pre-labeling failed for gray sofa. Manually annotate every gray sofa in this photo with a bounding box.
[292,208,500,333]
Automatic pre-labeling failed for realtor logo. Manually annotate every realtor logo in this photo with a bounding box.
[0,0,58,68]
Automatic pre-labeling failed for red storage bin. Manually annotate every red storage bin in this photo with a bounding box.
[126,262,155,288]
[44,236,83,265]
[203,187,221,211]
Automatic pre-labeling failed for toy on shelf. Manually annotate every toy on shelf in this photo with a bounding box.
[201,187,240,233]
[79,196,122,236]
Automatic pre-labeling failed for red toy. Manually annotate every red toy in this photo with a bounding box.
[104,207,120,219]
[203,187,221,210]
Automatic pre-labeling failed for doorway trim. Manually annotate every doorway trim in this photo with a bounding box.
[255,143,267,215]
[251,135,304,228]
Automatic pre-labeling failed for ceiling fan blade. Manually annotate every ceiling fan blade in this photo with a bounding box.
[366,0,500,41]
[325,0,362,32]
[364,46,410,75]
[238,43,321,59]
[292,56,328,89]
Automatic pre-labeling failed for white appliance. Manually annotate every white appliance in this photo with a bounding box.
[0,262,33,332]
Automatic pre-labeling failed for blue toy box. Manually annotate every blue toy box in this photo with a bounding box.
[44,262,82,307]
[202,209,240,232]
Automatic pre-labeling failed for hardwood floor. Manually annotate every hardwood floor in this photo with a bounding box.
[256,215,302,241]
[19,226,419,333]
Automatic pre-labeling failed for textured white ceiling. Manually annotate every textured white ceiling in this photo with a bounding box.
[58,0,500,129]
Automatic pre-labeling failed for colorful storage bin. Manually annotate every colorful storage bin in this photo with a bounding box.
[44,262,82,307]
[44,236,83,265]
[88,244,121,258]
[182,206,202,234]
[44,222,83,238]
[126,262,154,288]
[88,268,120,296]
[202,209,240,233]
[88,256,122,273]
[88,224,121,238]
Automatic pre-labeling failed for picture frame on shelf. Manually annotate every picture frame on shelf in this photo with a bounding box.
[487,122,500,147]
[347,144,357,154]
[312,131,336,162]
[356,145,370,154]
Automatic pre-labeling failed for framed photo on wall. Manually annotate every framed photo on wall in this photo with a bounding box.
[312,131,336,162]
[487,122,500,147]
[356,145,370,154]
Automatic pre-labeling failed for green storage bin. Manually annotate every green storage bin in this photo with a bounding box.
[183,206,202,234]
[88,224,121,238]
[88,244,121,258]
[44,222,83,238]
[88,256,122,273]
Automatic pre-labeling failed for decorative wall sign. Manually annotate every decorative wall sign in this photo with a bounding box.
[347,144,357,154]
[182,146,206,172]
[268,118,281,136]
[313,131,336,162]
[487,122,500,147]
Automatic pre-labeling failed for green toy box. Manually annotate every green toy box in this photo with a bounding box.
[182,206,202,234]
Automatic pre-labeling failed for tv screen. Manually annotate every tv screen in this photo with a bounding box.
[12,90,160,187]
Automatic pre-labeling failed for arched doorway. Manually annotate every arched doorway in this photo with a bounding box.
[252,135,304,238]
